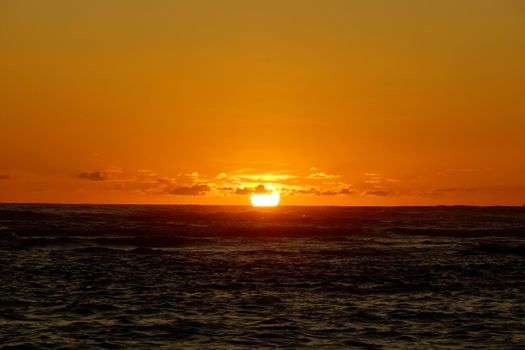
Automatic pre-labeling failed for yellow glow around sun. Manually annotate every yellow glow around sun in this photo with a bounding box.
[250,185,280,207]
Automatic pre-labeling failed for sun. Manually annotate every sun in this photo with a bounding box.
[250,184,280,207]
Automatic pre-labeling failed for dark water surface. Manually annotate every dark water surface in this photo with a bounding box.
[1,205,525,349]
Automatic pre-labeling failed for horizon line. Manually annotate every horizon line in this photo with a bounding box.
[0,202,523,208]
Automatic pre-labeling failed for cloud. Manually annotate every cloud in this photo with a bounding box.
[308,172,339,179]
[166,184,211,196]
[339,188,353,195]
[238,173,298,182]
[137,169,158,177]
[0,174,11,180]
[320,188,354,196]
[432,187,478,194]
[77,168,215,196]
[365,190,389,196]
[320,190,338,196]
[444,168,481,173]
[73,166,362,199]
[286,186,353,196]
[77,171,107,181]
[364,173,382,184]
[292,187,320,195]
[234,187,252,195]
[77,168,125,181]
[254,184,273,194]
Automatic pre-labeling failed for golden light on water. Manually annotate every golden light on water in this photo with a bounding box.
[250,185,280,207]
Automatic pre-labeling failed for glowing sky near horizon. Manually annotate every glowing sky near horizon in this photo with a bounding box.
[0,0,524,205]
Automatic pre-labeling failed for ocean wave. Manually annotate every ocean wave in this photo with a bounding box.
[468,242,525,256]
[2,204,525,348]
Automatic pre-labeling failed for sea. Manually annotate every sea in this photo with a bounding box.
[1,204,524,349]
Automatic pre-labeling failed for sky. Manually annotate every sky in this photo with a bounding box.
[1,0,524,205]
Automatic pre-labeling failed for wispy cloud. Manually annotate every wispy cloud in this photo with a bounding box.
[444,168,482,173]
[77,167,125,181]
[432,187,478,194]
[364,172,382,184]
[307,172,339,179]
[137,169,158,177]
[365,190,389,196]
[286,186,354,196]
[77,171,107,181]
[236,173,298,182]
[165,184,211,196]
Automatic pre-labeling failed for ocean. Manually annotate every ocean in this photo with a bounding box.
[1,204,524,349]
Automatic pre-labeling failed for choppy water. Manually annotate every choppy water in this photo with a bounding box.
[1,205,525,349]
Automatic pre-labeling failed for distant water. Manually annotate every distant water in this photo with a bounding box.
[1,204,525,349]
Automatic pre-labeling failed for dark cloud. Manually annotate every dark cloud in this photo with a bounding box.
[433,188,455,193]
[319,190,336,196]
[254,184,271,194]
[77,171,107,181]
[320,188,354,196]
[294,187,320,195]
[365,190,389,196]
[167,184,211,196]
[0,174,11,180]
[235,187,252,195]
[77,168,125,181]
[287,187,353,196]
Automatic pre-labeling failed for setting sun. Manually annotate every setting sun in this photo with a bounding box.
[250,185,280,207]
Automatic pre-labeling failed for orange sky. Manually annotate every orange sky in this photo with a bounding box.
[1,0,524,205]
